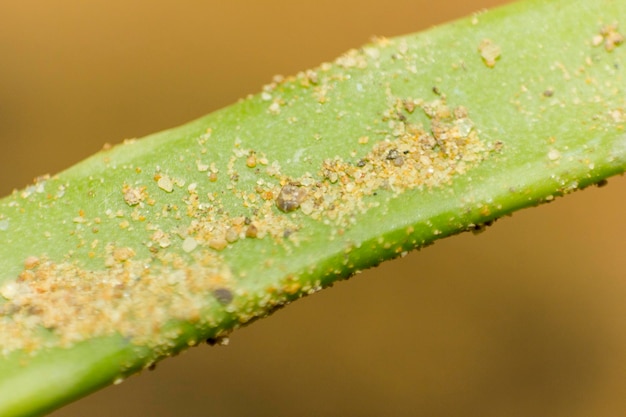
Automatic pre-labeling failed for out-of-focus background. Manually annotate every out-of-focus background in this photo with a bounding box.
[1,1,625,416]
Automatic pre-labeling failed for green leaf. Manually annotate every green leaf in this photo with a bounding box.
[1,0,625,415]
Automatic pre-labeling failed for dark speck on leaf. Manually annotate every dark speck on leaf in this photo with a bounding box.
[276,183,306,212]
[386,149,400,160]
[212,288,233,305]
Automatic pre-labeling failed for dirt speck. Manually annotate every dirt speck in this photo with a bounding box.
[112,247,135,263]
[209,238,229,251]
[548,148,561,161]
[478,38,501,68]
[246,152,257,168]
[123,185,147,206]
[157,175,174,193]
[276,183,307,213]
[23,256,41,270]
[592,23,624,52]
[268,101,282,115]
[182,237,198,253]
[212,288,233,305]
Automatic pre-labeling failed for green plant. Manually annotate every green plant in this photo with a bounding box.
[1,0,625,415]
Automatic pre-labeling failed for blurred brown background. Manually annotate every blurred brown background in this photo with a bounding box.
[1,1,625,416]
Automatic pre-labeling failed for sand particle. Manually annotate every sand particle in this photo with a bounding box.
[479,39,501,68]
